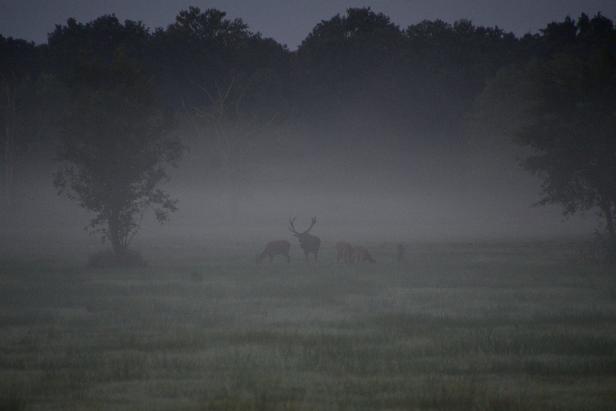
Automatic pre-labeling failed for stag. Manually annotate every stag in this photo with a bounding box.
[336,241,354,264]
[289,217,321,262]
[256,240,291,263]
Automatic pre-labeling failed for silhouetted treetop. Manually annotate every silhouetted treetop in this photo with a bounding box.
[151,7,288,111]
[0,35,39,79]
[166,7,251,46]
[47,15,150,88]
[300,7,401,47]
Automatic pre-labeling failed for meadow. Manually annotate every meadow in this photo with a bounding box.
[1,238,615,410]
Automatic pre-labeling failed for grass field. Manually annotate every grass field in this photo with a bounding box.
[1,239,615,410]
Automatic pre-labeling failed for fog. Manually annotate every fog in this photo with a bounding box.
[2,119,592,257]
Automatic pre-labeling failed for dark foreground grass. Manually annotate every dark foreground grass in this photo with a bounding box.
[0,239,615,410]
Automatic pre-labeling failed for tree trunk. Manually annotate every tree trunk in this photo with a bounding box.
[108,211,127,258]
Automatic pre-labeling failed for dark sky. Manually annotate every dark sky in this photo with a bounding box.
[1,0,615,49]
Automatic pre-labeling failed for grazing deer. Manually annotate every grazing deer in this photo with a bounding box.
[256,240,291,263]
[354,246,376,263]
[336,241,354,264]
[289,217,321,262]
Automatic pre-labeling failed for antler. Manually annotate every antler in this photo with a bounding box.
[304,217,317,234]
[288,217,298,234]
[289,216,317,234]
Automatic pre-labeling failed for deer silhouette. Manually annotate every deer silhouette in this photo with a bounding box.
[289,217,321,262]
[256,240,291,263]
[336,241,354,264]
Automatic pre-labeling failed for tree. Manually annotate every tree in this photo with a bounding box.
[403,19,519,133]
[54,56,182,258]
[476,14,616,260]
[191,76,281,223]
[49,17,182,260]
[0,36,40,215]
[151,7,289,109]
[153,7,288,223]
[295,8,404,123]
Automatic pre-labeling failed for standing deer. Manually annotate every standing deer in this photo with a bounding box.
[289,217,321,262]
[256,240,291,263]
[336,241,354,264]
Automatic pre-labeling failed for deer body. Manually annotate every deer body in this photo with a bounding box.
[299,234,321,261]
[257,240,291,263]
[289,217,321,262]
[336,241,354,264]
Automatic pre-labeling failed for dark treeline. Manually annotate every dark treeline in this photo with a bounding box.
[1,7,615,260]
